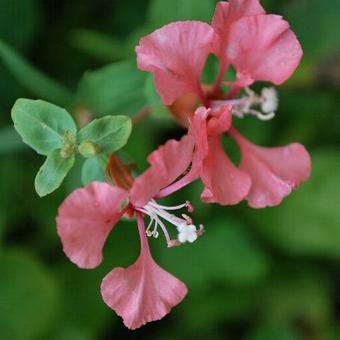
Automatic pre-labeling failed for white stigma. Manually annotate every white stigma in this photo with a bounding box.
[177,223,197,243]
[136,199,204,247]
[261,87,278,114]
[211,86,278,121]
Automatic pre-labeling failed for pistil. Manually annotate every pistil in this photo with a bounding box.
[211,87,278,121]
[137,199,204,247]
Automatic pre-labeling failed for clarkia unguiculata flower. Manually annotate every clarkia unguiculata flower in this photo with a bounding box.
[56,0,311,330]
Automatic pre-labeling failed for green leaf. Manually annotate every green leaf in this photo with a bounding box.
[0,249,59,340]
[158,216,270,289]
[35,149,75,197]
[76,61,147,116]
[0,39,73,106]
[12,98,77,155]
[148,0,215,27]
[77,115,132,154]
[81,157,106,186]
[248,149,340,258]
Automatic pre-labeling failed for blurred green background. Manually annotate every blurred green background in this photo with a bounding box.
[1,0,340,339]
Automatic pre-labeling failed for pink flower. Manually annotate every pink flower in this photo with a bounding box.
[136,0,311,208]
[158,105,311,208]
[56,137,204,330]
[136,0,302,106]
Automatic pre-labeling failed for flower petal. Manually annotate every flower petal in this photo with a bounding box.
[188,107,210,166]
[207,105,233,135]
[201,135,251,205]
[212,0,265,63]
[130,134,195,207]
[227,14,302,86]
[230,129,311,208]
[136,21,214,105]
[56,182,127,268]
[101,214,187,329]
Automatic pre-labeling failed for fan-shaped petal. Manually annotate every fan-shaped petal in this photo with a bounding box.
[136,21,214,105]
[56,182,127,268]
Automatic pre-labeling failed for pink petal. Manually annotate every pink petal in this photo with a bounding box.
[157,106,211,198]
[212,0,265,63]
[201,135,251,205]
[101,213,187,329]
[188,107,210,167]
[136,21,214,105]
[56,182,127,268]
[227,14,302,86]
[207,105,233,135]
[230,129,311,208]
[130,134,195,207]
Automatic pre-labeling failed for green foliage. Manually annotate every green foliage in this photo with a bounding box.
[12,99,77,155]
[0,0,40,48]
[76,61,147,116]
[0,40,73,106]
[260,265,331,327]
[284,0,340,62]
[77,115,132,154]
[0,249,59,340]
[12,99,131,196]
[70,29,124,62]
[148,0,215,27]
[35,150,75,197]
[283,0,340,86]
[81,157,106,186]
[248,322,301,340]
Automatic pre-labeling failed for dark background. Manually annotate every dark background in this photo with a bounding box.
[1,0,340,339]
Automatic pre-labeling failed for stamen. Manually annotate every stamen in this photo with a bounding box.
[181,214,193,224]
[149,199,193,212]
[145,216,154,236]
[211,86,278,122]
[136,199,204,247]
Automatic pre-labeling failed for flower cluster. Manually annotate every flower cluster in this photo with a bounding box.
[56,0,311,330]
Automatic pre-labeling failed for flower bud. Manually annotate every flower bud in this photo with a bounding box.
[78,141,98,158]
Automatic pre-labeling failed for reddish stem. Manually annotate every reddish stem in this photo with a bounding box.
[136,212,151,256]
[212,61,228,96]
[132,106,151,125]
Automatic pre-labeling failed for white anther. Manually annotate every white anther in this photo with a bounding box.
[146,230,153,237]
[152,230,159,238]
